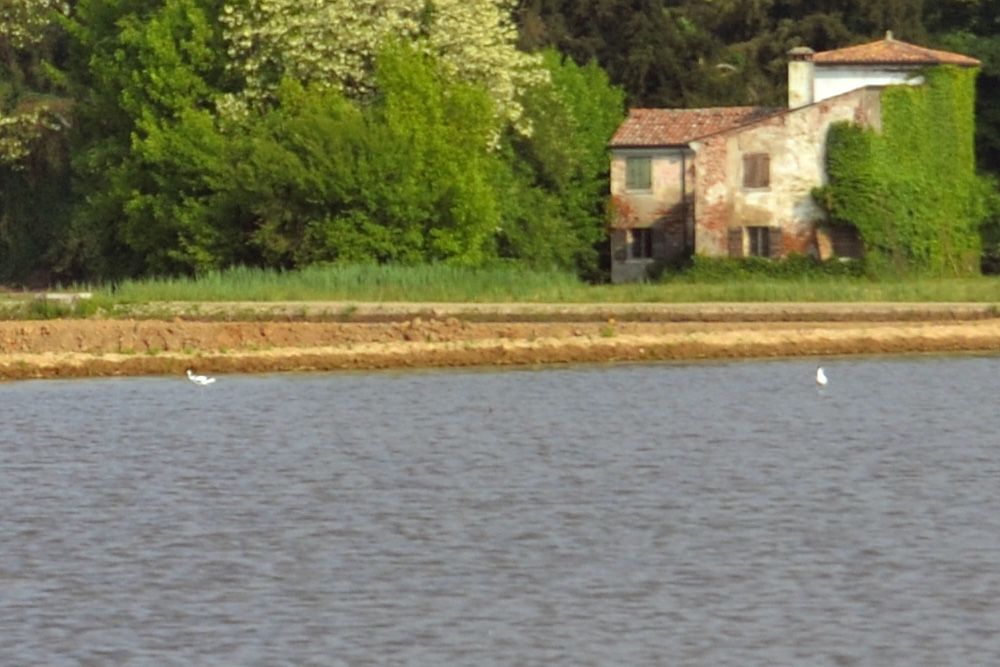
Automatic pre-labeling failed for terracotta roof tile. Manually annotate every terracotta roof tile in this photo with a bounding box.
[608,107,782,147]
[813,36,980,67]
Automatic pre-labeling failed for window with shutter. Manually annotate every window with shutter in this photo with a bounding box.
[742,153,770,189]
[626,157,652,191]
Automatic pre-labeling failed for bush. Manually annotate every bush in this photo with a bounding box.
[672,254,868,282]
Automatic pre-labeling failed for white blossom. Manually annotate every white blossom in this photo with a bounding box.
[0,107,67,167]
[0,0,69,49]
[219,0,547,132]
[0,0,71,166]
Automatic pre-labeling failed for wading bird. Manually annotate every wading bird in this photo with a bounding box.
[186,369,216,386]
[815,366,828,387]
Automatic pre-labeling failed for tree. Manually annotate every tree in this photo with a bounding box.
[219,0,546,134]
[64,0,570,277]
[495,49,624,279]
[517,0,929,108]
[1,0,72,168]
[516,0,722,108]
[65,0,238,276]
[240,43,501,268]
[0,0,76,284]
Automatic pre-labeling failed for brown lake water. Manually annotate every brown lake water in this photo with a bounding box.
[1,356,999,665]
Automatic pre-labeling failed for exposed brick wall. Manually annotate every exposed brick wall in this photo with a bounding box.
[608,149,695,280]
[691,136,731,256]
[690,87,882,258]
[609,85,883,279]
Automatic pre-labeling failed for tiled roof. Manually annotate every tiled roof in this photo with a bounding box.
[813,36,980,67]
[608,107,782,147]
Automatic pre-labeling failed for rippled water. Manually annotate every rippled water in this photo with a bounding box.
[2,355,1000,665]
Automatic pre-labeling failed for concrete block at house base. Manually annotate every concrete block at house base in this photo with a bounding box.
[815,228,834,261]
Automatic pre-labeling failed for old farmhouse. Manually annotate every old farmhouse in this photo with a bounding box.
[607,33,980,283]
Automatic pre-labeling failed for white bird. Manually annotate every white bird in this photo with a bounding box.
[186,369,216,386]
[815,366,828,387]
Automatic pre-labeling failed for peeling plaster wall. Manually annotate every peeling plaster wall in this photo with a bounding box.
[691,87,882,257]
[609,148,695,277]
[609,149,691,221]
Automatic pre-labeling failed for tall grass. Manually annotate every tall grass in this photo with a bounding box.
[592,278,1000,303]
[97,263,1000,304]
[105,264,587,303]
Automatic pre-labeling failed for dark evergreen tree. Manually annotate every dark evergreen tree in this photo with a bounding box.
[0,0,76,284]
[517,0,930,107]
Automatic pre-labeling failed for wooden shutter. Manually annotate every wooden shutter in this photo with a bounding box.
[768,226,783,259]
[742,153,770,189]
[728,228,744,258]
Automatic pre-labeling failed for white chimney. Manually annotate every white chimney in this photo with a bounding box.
[787,46,815,109]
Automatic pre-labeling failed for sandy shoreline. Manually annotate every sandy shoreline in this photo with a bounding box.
[2,301,1000,379]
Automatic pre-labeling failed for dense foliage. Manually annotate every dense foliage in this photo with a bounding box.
[818,66,982,275]
[0,0,998,285]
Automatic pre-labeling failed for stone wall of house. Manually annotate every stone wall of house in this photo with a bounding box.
[610,229,653,283]
[690,87,882,258]
[609,148,695,281]
[608,149,692,229]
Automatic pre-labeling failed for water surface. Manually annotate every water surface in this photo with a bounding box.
[1,356,999,665]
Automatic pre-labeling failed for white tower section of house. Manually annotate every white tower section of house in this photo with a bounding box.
[813,66,922,102]
[813,33,924,103]
[805,32,980,105]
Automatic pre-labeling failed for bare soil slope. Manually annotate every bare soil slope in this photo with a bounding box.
[2,302,1000,380]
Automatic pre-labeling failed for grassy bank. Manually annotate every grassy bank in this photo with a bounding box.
[102,264,1000,304]
[5,264,1000,321]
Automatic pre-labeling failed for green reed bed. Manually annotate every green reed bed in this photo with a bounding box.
[600,277,1000,303]
[96,263,1000,305]
[104,264,588,304]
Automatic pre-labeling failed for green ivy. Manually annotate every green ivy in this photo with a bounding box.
[817,66,983,276]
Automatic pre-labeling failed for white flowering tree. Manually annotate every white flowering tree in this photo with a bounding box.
[219,0,547,132]
[0,0,70,167]
[0,0,67,49]
[58,0,620,278]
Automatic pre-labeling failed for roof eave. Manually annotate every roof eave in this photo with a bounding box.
[815,60,980,67]
[607,142,692,150]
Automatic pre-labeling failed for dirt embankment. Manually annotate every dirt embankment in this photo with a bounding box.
[2,301,1000,380]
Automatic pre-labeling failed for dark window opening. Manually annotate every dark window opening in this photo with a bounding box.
[747,226,770,257]
[628,228,653,259]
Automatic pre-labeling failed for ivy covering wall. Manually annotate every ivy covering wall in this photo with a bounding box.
[819,66,983,275]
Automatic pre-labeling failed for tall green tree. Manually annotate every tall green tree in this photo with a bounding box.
[516,0,724,108]
[495,49,624,279]
[518,0,929,108]
[237,43,501,268]
[0,0,75,284]
[65,0,237,276]
[63,0,558,278]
